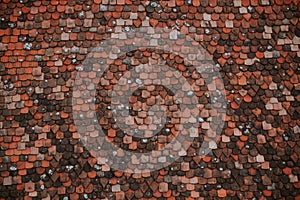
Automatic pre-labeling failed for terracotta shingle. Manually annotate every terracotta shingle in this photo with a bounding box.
[0,1,299,199]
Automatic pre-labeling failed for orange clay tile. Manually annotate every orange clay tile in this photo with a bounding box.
[0,1,299,200]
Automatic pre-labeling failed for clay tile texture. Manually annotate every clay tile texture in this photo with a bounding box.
[0,0,300,199]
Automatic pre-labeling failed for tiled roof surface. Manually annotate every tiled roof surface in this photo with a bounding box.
[0,0,300,199]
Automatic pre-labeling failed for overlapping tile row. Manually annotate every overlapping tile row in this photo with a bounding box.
[0,0,299,199]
